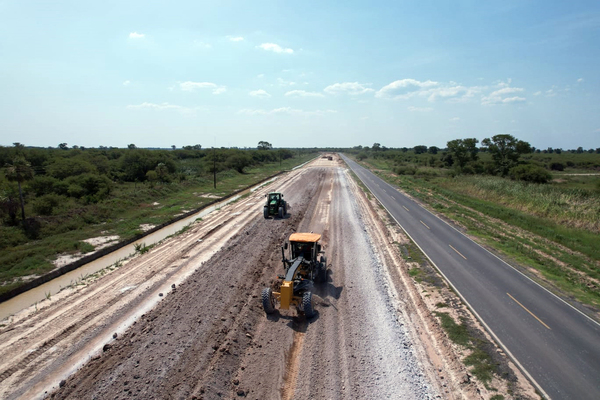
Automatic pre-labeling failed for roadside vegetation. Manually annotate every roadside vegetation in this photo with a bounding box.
[344,136,600,310]
[0,142,317,296]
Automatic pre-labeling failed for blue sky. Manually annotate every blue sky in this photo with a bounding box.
[1,0,599,149]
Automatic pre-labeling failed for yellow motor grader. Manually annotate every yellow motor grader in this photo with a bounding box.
[262,233,327,318]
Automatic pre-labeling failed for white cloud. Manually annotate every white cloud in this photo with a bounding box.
[238,107,336,116]
[126,102,198,114]
[375,79,438,99]
[180,81,226,94]
[450,117,460,121]
[426,85,483,102]
[407,106,433,112]
[533,91,542,96]
[249,89,271,98]
[228,36,244,42]
[257,74,265,78]
[285,90,324,98]
[123,80,131,86]
[481,87,526,105]
[129,32,145,39]
[257,43,294,54]
[546,89,556,97]
[277,78,297,86]
[577,78,584,83]
[324,82,374,95]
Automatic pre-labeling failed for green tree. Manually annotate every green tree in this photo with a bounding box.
[0,188,19,225]
[5,156,34,221]
[414,145,428,154]
[58,143,68,150]
[226,153,252,173]
[446,139,479,168]
[257,141,272,150]
[156,162,169,183]
[481,134,531,176]
[146,170,158,188]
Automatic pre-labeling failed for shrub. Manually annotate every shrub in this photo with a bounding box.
[33,194,63,216]
[395,166,417,175]
[509,164,552,184]
[550,162,565,171]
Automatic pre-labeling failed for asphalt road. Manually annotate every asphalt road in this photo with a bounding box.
[342,154,600,400]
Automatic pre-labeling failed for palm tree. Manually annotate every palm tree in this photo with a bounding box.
[5,156,34,221]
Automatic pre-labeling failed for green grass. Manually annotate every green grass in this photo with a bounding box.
[0,153,317,296]
[352,155,600,310]
[435,312,498,386]
[435,312,470,346]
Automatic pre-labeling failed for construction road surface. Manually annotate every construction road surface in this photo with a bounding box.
[0,157,459,400]
[342,153,600,400]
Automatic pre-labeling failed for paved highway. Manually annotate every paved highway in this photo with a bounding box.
[342,154,600,399]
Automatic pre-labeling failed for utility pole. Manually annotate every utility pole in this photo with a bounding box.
[213,136,217,189]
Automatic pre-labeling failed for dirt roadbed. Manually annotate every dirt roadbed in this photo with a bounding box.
[0,157,537,399]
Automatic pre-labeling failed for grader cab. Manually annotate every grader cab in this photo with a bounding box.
[261,233,327,318]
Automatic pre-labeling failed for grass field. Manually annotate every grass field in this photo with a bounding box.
[0,153,316,296]
[353,155,600,310]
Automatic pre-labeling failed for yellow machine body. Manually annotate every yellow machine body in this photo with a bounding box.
[279,281,293,309]
[275,281,302,310]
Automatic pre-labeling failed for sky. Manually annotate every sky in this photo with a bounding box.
[1,0,599,150]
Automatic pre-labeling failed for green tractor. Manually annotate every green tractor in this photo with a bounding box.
[262,233,328,318]
[264,192,287,219]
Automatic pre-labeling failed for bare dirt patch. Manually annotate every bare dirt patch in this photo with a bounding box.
[138,223,156,232]
[82,235,120,250]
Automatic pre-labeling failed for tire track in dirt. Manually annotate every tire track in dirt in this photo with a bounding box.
[280,326,306,400]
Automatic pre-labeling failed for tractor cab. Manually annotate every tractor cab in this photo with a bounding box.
[268,193,281,204]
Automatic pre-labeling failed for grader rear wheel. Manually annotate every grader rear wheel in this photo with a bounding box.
[302,291,315,318]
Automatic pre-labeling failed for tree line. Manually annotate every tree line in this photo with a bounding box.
[0,142,295,227]
[350,134,600,184]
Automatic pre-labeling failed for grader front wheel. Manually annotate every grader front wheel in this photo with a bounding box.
[262,287,276,314]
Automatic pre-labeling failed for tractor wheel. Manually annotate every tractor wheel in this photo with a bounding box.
[262,287,276,314]
[302,292,315,318]
[278,206,284,218]
[263,206,269,219]
[320,255,327,265]
[283,202,287,215]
